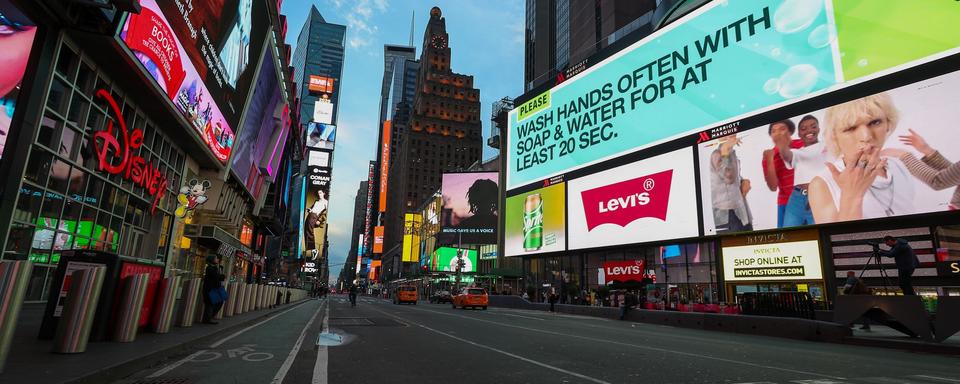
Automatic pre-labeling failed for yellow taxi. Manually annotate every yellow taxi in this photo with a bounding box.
[452,287,488,310]
[394,285,418,305]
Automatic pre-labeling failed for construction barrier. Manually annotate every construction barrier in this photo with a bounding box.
[53,266,107,354]
[113,273,149,342]
[224,282,238,317]
[178,278,201,327]
[152,275,181,334]
[0,260,32,373]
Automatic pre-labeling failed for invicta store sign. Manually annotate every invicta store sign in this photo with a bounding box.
[721,230,824,282]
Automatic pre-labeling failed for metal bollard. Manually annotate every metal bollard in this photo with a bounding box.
[113,273,149,342]
[258,285,266,309]
[179,278,201,327]
[224,282,238,317]
[237,283,248,315]
[246,284,254,312]
[153,275,181,334]
[53,266,107,354]
[0,260,32,372]
[254,284,263,310]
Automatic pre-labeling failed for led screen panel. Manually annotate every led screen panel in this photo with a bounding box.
[504,182,566,257]
[439,172,499,245]
[431,247,478,273]
[0,0,37,160]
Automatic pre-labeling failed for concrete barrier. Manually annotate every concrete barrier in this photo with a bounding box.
[113,273,149,342]
[0,261,32,372]
[224,282,238,317]
[53,267,107,353]
[152,275,181,334]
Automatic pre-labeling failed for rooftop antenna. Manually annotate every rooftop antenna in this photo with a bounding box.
[408,10,415,47]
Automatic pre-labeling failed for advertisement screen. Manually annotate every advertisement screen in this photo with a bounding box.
[373,226,384,254]
[308,149,331,167]
[721,230,823,282]
[120,0,269,163]
[506,0,960,189]
[379,121,391,213]
[309,75,335,94]
[231,46,283,197]
[303,155,329,259]
[439,172,499,245]
[699,69,960,235]
[402,213,422,262]
[305,122,336,149]
[431,247,478,273]
[313,99,334,124]
[504,182,566,257]
[568,148,698,249]
[0,0,37,160]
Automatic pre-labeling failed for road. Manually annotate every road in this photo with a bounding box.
[117,295,960,384]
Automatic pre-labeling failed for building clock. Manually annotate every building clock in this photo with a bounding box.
[431,34,447,49]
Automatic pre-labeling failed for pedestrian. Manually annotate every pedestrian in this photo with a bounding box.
[201,255,225,325]
[522,291,529,301]
[548,289,558,312]
[276,288,283,307]
[620,291,639,320]
[878,236,921,295]
[349,284,358,307]
[842,271,872,330]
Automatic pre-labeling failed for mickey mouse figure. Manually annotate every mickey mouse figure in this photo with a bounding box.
[176,179,212,219]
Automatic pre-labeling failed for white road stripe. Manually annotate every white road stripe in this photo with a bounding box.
[491,312,546,321]
[147,350,208,378]
[400,306,846,380]
[210,300,310,348]
[312,303,330,384]
[913,376,960,383]
[368,306,612,384]
[271,299,326,384]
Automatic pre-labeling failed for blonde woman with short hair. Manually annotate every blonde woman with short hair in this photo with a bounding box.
[808,93,915,223]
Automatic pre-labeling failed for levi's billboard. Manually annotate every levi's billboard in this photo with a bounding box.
[567,148,698,250]
[506,0,960,190]
[602,260,646,283]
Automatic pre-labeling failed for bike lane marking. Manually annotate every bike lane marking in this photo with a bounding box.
[270,298,326,384]
[312,302,331,384]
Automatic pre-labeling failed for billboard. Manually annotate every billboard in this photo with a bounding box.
[699,69,960,235]
[121,0,269,163]
[373,226,384,254]
[230,45,284,197]
[379,120,391,212]
[567,148,698,249]
[506,0,960,189]
[305,122,336,149]
[308,75,335,94]
[363,162,375,254]
[303,149,329,259]
[720,230,823,282]
[602,260,646,284]
[402,213,422,262]
[439,172,499,245]
[308,149,331,168]
[0,0,37,160]
[431,247,478,273]
[504,182,566,257]
[313,98,334,124]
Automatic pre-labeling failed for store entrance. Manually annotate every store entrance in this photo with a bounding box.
[727,281,826,308]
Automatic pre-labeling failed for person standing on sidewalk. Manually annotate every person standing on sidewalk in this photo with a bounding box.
[202,255,225,324]
[548,288,558,312]
[879,236,921,295]
[620,291,639,320]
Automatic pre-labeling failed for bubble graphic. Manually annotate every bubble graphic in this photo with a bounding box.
[807,24,834,48]
[771,47,782,57]
[778,64,819,98]
[857,58,869,67]
[774,0,823,34]
[763,78,780,95]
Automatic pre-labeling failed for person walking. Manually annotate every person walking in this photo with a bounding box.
[548,288,558,313]
[878,236,921,295]
[349,284,358,307]
[201,255,225,324]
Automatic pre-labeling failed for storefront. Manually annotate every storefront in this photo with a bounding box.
[720,229,827,306]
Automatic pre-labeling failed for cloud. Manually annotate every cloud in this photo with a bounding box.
[338,0,389,49]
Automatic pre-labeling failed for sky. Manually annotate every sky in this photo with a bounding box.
[279,0,525,283]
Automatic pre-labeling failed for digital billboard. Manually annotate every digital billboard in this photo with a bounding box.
[303,154,329,260]
[568,148,698,249]
[120,0,269,163]
[230,45,284,197]
[0,0,37,160]
[439,172,499,245]
[507,0,960,190]
[430,247,478,273]
[308,149,331,168]
[402,213,422,262]
[379,121,391,213]
[305,122,336,149]
[721,229,823,282]
[309,75,335,94]
[372,226,384,254]
[699,69,960,235]
[313,98,334,124]
[505,182,565,257]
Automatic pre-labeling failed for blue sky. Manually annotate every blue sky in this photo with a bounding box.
[280,0,524,283]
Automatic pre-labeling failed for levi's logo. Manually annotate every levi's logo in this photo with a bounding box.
[606,265,641,275]
[580,169,672,230]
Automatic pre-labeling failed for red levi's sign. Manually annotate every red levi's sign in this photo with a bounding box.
[580,170,673,231]
[603,260,646,283]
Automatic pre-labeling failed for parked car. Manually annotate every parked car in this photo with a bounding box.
[452,287,488,310]
[430,290,452,304]
[393,285,418,305]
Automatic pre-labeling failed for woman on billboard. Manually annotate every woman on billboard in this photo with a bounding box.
[808,93,915,223]
[709,136,753,232]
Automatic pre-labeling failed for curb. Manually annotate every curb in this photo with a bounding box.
[842,336,960,355]
[66,299,314,384]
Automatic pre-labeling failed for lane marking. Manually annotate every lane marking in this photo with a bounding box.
[147,350,209,378]
[913,376,960,383]
[489,312,546,321]
[271,299,326,384]
[312,302,330,384]
[210,299,312,348]
[368,306,612,384]
[393,305,846,380]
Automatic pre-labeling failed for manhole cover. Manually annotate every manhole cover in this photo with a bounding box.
[329,317,374,326]
[131,378,192,384]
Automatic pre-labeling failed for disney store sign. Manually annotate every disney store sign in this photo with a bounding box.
[91,89,169,214]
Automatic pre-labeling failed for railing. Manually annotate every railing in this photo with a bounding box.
[738,292,817,320]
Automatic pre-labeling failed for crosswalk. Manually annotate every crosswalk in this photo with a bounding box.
[735,375,960,384]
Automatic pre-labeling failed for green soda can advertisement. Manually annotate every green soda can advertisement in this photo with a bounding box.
[506,183,566,256]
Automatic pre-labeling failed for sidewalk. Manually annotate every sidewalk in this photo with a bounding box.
[1,299,310,384]
[845,325,960,355]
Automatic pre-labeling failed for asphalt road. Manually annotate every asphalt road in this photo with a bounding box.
[117,295,960,384]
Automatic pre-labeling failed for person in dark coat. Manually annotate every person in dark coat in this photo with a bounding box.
[879,236,921,295]
[202,255,225,324]
[620,291,639,320]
